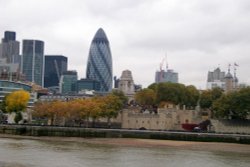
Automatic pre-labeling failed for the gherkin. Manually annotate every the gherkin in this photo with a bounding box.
[86,28,113,92]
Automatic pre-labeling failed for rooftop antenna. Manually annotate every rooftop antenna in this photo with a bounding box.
[165,52,168,70]
[233,62,239,78]
[228,63,231,73]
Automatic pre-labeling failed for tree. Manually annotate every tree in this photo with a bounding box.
[155,82,186,106]
[111,89,128,105]
[200,90,212,109]
[135,88,156,106]
[184,85,200,109]
[100,95,123,127]
[0,95,8,113]
[213,87,250,119]
[200,88,223,110]
[5,90,30,123]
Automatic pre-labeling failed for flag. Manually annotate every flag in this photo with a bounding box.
[234,63,239,67]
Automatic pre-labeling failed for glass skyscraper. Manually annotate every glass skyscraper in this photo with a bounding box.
[22,40,44,87]
[86,28,113,92]
[44,55,68,88]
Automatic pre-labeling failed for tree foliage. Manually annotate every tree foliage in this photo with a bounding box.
[135,83,199,108]
[213,87,250,119]
[5,90,30,113]
[135,88,156,106]
[33,94,124,126]
[200,87,223,109]
[111,89,128,105]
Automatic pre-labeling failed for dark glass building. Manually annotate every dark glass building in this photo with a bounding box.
[59,70,78,94]
[22,40,44,87]
[86,28,113,92]
[76,79,100,92]
[44,55,68,88]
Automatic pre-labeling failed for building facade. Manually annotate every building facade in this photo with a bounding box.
[59,71,78,94]
[44,55,68,88]
[86,28,113,93]
[0,31,21,80]
[118,70,135,101]
[155,69,178,83]
[121,107,201,131]
[22,40,44,87]
[207,67,226,90]
[76,78,100,93]
[0,31,20,64]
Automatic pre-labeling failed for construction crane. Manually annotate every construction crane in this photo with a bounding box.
[54,60,60,82]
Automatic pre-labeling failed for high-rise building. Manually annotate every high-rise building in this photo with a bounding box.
[0,31,20,66]
[59,70,78,94]
[22,40,44,87]
[76,78,100,93]
[155,69,178,83]
[86,28,113,92]
[206,67,225,89]
[44,55,68,88]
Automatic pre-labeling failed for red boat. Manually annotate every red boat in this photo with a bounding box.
[181,123,198,131]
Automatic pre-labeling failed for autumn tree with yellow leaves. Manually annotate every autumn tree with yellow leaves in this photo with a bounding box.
[5,90,30,123]
[33,94,124,127]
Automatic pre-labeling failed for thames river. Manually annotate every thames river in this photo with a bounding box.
[0,137,250,167]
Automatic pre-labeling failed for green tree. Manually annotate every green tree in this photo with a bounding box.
[184,85,200,108]
[213,87,250,119]
[111,90,128,105]
[200,90,212,109]
[101,95,123,127]
[135,88,156,106]
[200,88,223,110]
[155,82,186,106]
[0,95,8,113]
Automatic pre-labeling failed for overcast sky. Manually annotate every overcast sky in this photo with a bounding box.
[1,0,250,89]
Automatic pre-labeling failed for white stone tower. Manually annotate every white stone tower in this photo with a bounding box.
[118,70,135,101]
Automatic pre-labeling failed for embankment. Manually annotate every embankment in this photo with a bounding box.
[0,124,250,144]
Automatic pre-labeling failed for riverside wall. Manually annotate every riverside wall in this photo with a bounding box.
[0,124,250,144]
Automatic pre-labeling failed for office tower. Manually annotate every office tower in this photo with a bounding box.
[22,40,44,87]
[59,71,78,94]
[86,28,113,92]
[76,78,100,93]
[206,67,226,90]
[155,58,178,84]
[155,69,178,83]
[0,31,20,65]
[44,55,68,88]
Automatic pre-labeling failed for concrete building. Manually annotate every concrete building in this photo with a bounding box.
[118,70,135,101]
[59,71,78,94]
[207,67,226,90]
[86,28,113,93]
[207,65,239,92]
[44,55,68,88]
[0,31,20,65]
[22,40,44,87]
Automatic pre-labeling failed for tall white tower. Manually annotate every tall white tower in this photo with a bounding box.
[118,70,135,102]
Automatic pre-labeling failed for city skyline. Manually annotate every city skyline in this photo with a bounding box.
[1,0,250,89]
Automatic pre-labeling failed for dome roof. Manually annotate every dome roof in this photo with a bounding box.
[92,28,109,43]
[225,72,233,79]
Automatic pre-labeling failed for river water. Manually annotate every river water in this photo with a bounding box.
[0,138,249,167]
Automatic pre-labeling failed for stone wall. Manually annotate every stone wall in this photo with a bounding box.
[1,124,250,144]
[121,107,202,130]
[211,119,250,134]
